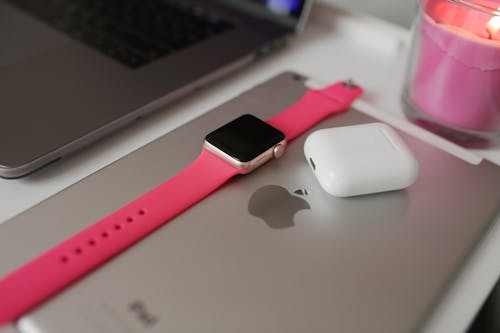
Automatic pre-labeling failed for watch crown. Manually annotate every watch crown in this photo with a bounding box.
[273,143,286,159]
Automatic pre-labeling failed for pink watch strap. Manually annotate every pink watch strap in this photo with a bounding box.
[0,81,362,325]
[0,150,240,324]
[267,82,362,140]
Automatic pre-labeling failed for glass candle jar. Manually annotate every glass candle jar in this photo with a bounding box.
[403,0,500,146]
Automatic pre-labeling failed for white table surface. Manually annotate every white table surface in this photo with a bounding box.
[322,0,415,28]
[1,3,499,333]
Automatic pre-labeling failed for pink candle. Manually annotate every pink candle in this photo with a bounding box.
[408,0,500,133]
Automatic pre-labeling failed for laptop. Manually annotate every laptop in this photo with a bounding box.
[0,72,499,333]
[0,0,312,179]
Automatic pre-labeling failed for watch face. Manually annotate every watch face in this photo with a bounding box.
[205,114,286,163]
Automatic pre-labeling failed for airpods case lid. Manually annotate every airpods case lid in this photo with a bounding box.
[304,123,419,197]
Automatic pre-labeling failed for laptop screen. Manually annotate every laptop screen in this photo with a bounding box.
[214,0,310,30]
[251,0,306,18]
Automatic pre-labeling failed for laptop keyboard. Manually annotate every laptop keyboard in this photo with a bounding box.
[8,0,234,68]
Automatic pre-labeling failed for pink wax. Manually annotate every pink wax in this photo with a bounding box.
[410,0,500,132]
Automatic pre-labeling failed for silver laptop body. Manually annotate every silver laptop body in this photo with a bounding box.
[1,72,499,333]
[0,0,312,178]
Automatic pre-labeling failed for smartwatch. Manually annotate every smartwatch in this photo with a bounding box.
[0,80,362,325]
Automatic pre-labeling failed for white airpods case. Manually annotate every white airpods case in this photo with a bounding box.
[304,123,419,197]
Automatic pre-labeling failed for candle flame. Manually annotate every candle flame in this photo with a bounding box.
[486,8,500,39]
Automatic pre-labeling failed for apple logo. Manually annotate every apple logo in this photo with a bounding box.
[248,185,310,229]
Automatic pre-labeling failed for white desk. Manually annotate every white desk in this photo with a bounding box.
[1,3,499,333]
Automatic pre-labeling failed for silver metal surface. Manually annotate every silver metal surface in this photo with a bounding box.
[0,73,498,333]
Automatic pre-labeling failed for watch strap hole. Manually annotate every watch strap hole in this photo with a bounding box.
[55,207,151,266]
[60,256,69,263]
